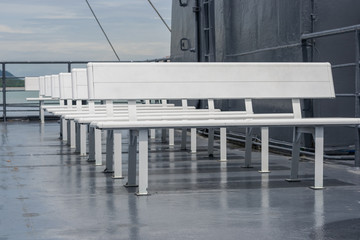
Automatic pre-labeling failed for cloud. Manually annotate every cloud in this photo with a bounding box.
[0,24,32,34]
[35,14,92,20]
[0,0,172,62]
[116,41,169,57]
[92,1,143,8]
[0,39,169,61]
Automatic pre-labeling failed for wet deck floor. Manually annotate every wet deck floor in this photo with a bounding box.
[0,121,359,240]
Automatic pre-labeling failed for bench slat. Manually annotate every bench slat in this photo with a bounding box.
[95,118,360,129]
[87,62,334,100]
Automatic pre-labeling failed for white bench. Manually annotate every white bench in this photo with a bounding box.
[83,62,298,180]
[29,74,63,122]
[25,76,54,122]
[42,69,198,163]
[88,62,360,196]
[39,73,81,143]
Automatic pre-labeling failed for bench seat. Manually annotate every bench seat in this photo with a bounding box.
[95,118,360,130]
[94,117,360,195]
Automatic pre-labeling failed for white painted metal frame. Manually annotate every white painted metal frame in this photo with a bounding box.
[87,62,358,196]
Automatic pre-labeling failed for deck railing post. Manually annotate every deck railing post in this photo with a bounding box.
[355,30,360,118]
[301,25,360,167]
[355,30,360,168]
[2,63,6,122]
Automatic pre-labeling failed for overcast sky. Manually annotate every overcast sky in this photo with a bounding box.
[0,0,172,67]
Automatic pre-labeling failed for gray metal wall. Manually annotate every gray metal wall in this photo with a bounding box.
[170,0,198,62]
[171,0,360,149]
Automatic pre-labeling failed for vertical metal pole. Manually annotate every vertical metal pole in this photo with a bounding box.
[75,123,80,152]
[311,126,324,189]
[136,129,149,196]
[301,39,309,62]
[207,128,214,156]
[105,130,114,173]
[355,30,360,118]
[310,0,315,62]
[355,126,360,168]
[220,128,227,161]
[113,130,124,179]
[70,120,76,149]
[169,129,174,146]
[302,39,314,148]
[287,128,302,181]
[355,30,360,168]
[2,63,6,122]
[88,127,95,162]
[302,39,313,117]
[244,128,253,167]
[259,127,270,173]
[80,124,87,156]
[95,129,102,165]
[126,130,138,187]
[194,0,201,62]
[67,63,72,108]
[208,0,216,62]
[190,128,197,153]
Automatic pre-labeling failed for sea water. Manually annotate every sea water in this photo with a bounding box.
[0,90,47,118]
[0,90,39,104]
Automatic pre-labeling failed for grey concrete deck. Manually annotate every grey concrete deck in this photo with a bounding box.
[0,121,359,240]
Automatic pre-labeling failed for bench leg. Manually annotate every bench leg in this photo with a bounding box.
[67,120,71,146]
[88,127,95,162]
[161,129,167,143]
[181,128,187,150]
[150,129,156,139]
[355,126,360,168]
[287,127,302,182]
[220,128,227,161]
[59,118,63,140]
[311,126,324,190]
[125,130,138,187]
[259,127,270,173]
[113,130,124,179]
[40,102,45,123]
[104,130,114,173]
[208,128,214,157]
[169,129,175,146]
[95,129,102,166]
[62,119,67,142]
[80,124,87,156]
[70,120,76,149]
[137,129,149,196]
[191,128,196,153]
[243,127,253,168]
[75,123,80,153]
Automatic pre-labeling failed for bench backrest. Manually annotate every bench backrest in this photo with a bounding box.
[51,75,60,99]
[25,77,39,91]
[59,73,72,100]
[71,68,88,100]
[87,62,335,101]
[44,75,52,97]
[39,76,45,96]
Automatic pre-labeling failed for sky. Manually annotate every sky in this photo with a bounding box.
[0,0,172,76]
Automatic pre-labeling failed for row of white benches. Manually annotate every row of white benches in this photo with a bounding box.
[27,69,209,160]
[26,62,360,196]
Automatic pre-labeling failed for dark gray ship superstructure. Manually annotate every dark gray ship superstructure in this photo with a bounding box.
[170,0,360,152]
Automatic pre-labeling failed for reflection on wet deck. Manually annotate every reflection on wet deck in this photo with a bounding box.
[0,121,359,239]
